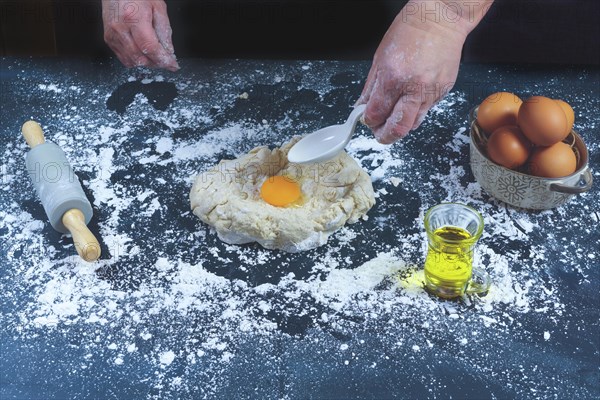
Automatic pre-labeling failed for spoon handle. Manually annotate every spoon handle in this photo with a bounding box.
[345,104,367,128]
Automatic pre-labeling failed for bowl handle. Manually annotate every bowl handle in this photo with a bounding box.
[549,168,593,194]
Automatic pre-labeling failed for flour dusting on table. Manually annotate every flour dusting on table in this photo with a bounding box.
[1,60,598,399]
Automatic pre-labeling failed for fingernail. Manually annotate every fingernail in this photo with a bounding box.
[412,113,427,130]
[362,115,372,128]
[160,54,179,71]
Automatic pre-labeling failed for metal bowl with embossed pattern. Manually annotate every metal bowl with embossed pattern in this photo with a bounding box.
[469,107,593,210]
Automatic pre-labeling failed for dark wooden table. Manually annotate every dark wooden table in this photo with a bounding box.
[1,58,598,399]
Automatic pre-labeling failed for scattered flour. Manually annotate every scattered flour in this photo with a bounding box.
[159,350,176,366]
[1,61,597,399]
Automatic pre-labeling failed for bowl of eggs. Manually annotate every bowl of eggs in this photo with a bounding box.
[469,92,593,210]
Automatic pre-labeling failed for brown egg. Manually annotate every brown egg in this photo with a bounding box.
[518,96,570,146]
[486,125,531,169]
[477,92,523,134]
[555,99,575,133]
[529,142,577,178]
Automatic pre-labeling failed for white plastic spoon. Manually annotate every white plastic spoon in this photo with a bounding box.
[287,104,367,164]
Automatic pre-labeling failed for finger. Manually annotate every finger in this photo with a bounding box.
[106,39,132,67]
[132,54,152,67]
[120,50,152,68]
[374,96,422,144]
[130,20,178,71]
[355,63,377,106]
[411,104,430,131]
[363,71,403,129]
[153,2,175,54]
[104,29,133,67]
[117,31,153,68]
[107,32,139,68]
[113,47,134,68]
[411,84,452,130]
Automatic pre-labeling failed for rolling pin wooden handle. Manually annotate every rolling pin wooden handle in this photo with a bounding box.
[22,120,46,148]
[62,209,101,262]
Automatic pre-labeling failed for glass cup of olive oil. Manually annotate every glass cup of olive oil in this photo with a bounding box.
[423,203,490,299]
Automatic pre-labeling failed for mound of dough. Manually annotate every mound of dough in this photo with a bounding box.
[190,136,375,252]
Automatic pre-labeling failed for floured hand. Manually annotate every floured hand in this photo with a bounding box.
[358,0,495,144]
[102,0,179,71]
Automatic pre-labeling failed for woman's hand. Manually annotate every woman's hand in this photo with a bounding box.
[358,0,494,144]
[101,0,179,71]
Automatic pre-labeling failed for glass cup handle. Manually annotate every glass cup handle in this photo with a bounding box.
[465,266,491,295]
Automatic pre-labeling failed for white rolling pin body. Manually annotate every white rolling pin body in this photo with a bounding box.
[22,120,100,262]
[25,142,93,233]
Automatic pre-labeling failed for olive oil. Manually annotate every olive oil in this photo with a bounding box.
[424,226,474,298]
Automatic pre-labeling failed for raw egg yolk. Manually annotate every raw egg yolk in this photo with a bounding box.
[260,176,301,207]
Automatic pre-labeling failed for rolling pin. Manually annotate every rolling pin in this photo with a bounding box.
[22,121,101,262]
